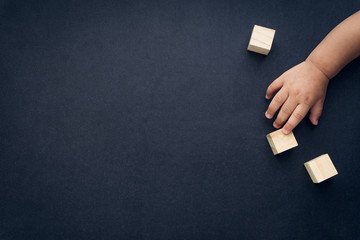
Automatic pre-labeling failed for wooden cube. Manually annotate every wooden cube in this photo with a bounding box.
[304,154,338,183]
[247,25,276,55]
[266,129,298,155]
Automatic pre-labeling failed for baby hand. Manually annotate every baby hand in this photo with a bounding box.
[265,60,330,134]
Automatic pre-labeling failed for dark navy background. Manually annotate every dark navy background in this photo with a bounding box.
[1,0,360,239]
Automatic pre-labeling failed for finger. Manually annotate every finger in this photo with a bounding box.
[265,89,288,119]
[266,75,284,100]
[282,104,310,134]
[309,100,324,125]
[273,98,298,128]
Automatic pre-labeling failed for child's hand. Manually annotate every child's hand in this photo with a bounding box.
[265,60,330,134]
[264,11,360,134]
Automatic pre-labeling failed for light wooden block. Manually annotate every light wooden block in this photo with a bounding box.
[247,25,276,55]
[304,154,338,183]
[266,129,298,155]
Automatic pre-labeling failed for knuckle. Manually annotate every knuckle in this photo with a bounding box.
[293,112,304,120]
[293,88,301,96]
[304,96,312,105]
[281,105,292,115]
[274,94,283,104]
[300,95,314,106]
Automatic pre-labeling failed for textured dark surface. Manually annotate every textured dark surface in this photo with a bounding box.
[1,0,360,239]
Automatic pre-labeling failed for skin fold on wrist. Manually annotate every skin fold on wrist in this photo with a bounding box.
[304,58,331,82]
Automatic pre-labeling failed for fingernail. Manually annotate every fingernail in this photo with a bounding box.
[282,128,290,134]
[313,119,319,125]
[273,122,279,128]
[265,112,272,119]
[265,94,270,99]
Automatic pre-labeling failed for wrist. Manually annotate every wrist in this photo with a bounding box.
[305,58,331,81]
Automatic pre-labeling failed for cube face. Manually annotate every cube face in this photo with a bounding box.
[248,25,276,55]
[266,129,298,155]
[304,154,338,183]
